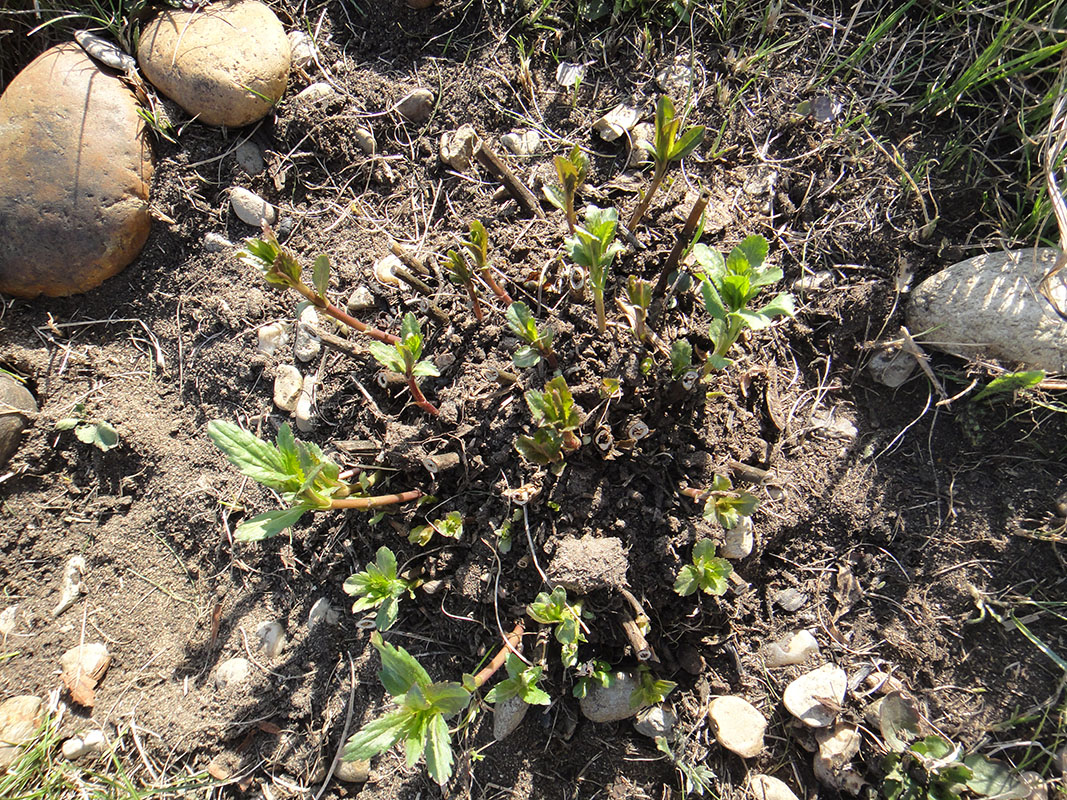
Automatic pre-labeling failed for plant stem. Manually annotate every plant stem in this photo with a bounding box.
[627,163,667,231]
[479,267,513,305]
[465,281,484,322]
[680,485,712,504]
[594,288,606,334]
[564,194,577,234]
[473,622,525,688]
[654,189,709,299]
[541,348,558,370]
[331,489,423,509]
[292,282,399,345]
[407,374,440,416]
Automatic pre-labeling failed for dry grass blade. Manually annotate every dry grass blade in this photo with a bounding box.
[1040,87,1067,318]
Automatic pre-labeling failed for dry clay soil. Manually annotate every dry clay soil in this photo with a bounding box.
[2,2,1066,798]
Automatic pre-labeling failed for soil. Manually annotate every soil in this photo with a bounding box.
[2,1,1066,798]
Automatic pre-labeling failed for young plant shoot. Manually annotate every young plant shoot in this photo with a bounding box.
[619,276,652,342]
[682,474,759,529]
[695,235,795,371]
[526,586,588,668]
[409,510,464,546]
[506,301,558,369]
[444,249,483,322]
[565,205,625,334]
[207,421,422,541]
[515,376,582,465]
[483,654,551,708]
[462,220,513,304]
[369,312,441,416]
[237,228,398,345]
[343,546,414,631]
[544,145,589,233]
[674,539,732,596]
[630,665,677,708]
[628,96,705,230]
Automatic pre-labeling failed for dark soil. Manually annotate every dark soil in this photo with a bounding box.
[2,1,1066,798]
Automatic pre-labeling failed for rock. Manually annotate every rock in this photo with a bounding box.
[230,187,277,227]
[1020,770,1048,800]
[52,555,87,617]
[295,82,337,104]
[308,597,338,629]
[811,407,858,441]
[273,365,303,411]
[750,774,801,800]
[61,643,111,707]
[633,705,677,739]
[868,348,917,388]
[137,0,290,127]
[0,696,43,768]
[373,253,403,287]
[0,375,36,468]
[353,127,375,155]
[288,31,315,69]
[294,305,321,362]
[793,270,833,294]
[657,59,694,96]
[814,723,864,793]
[593,105,640,142]
[215,657,252,688]
[204,232,235,252]
[255,621,286,658]
[501,129,541,156]
[493,695,529,741]
[440,125,479,170]
[295,374,316,433]
[396,88,434,122]
[579,671,640,723]
[0,43,153,298]
[235,139,264,176]
[555,61,587,88]
[0,606,16,637]
[784,664,847,728]
[774,588,807,612]
[333,757,370,783]
[546,535,628,593]
[258,322,289,355]
[74,30,137,72]
[707,696,766,758]
[627,122,654,168]
[62,729,106,760]
[762,630,820,667]
[347,286,376,311]
[721,517,754,559]
[907,247,1067,372]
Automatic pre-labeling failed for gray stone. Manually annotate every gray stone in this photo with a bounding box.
[546,535,628,593]
[0,696,43,768]
[333,757,370,783]
[52,556,87,617]
[138,0,291,127]
[774,588,807,612]
[657,59,695,96]
[235,140,264,176]
[396,88,434,122]
[255,621,286,658]
[708,696,766,758]
[62,729,106,760]
[721,517,754,559]
[353,127,375,155]
[784,664,847,727]
[294,305,321,362]
[74,31,136,72]
[907,247,1067,372]
[493,694,529,741]
[204,232,234,252]
[868,348,917,388]
[633,705,677,739]
[593,105,640,142]
[258,322,289,355]
[274,365,303,412]
[346,286,376,311]
[215,657,252,688]
[440,125,479,170]
[230,187,277,227]
[762,630,819,667]
[579,671,640,722]
[0,44,153,297]
[750,774,801,800]
[294,82,337,104]
[0,374,36,468]
[288,31,315,70]
[295,374,316,433]
[501,129,541,156]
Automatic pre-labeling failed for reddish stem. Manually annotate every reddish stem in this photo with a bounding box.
[407,374,440,416]
[292,283,399,345]
[473,622,525,688]
[465,281,485,323]
[626,165,666,231]
[479,267,513,305]
[543,349,559,370]
[331,489,423,509]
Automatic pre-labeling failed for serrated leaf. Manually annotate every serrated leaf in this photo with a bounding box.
[759,292,795,320]
[750,264,784,288]
[506,302,538,342]
[700,279,728,322]
[425,712,454,786]
[377,596,399,630]
[373,632,432,696]
[343,709,411,761]
[208,420,298,491]
[234,506,311,541]
[674,564,699,596]
[973,370,1045,402]
[733,235,769,271]
[411,361,440,378]
[369,341,405,374]
[516,429,563,464]
[312,254,330,299]
[736,309,773,330]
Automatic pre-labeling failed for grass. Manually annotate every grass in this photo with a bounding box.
[0,699,212,800]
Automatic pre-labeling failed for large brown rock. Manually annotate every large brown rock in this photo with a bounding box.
[138,0,291,128]
[0,374,37,467]
[0,44,153,298]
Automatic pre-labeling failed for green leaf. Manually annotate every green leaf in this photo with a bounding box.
[411,361,440,378]
[668,125,704,161]
[962,754,1029,798]
[543,184,565,211]
[373,632,432,696]
[208,420,297,491]
[750,265,784,288]
[670,340,693,378]
[400,313,423,358]
[973,370,1045,402]
[523,685,551,705]
[758,292,796,320]
[376,546,398,579]
[234,506,312,541]
[312,254,331,299]
[674,564,699,596]
[422,682,472,717]
[424,712,454,786]
[377,596,400,630]
[732,235,769,271]
[513,346,542,369]
[75,421,119,451]
[445,250,472,284]
[369,341,405,374]
[463,220,489,268]
[342,709,410,761]
[506,302,538,343]
[55,418,80,431]
[515,429,563,464]
[484,679,519,705]
[735,309,773,330]
[700,279,728,322]
[692,244,726,280]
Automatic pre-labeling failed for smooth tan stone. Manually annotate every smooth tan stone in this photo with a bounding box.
[138,0,290,127]
[0,44,152,298]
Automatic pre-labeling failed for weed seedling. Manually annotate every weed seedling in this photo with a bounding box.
[682,474,759,529]
[695,235,794,371]
[627,96,705,230]
[369,312,441,416]
[674,540,732,596]
[506,301,558,369]
[409,510,464,546]
[207,420,422,540]
[445,249,484,322]
[462,220,513,304]
[516,376,582,465]
[56,404,119,452]
[237,229,398,345]
[484,654,551,707]
[655,737,717,797]
[544,146,589,233]
[670,340,695,380]
[565,205,625,334]
[572,659,615,698]
[619,276,652,341]
[527,586,588,668]
[630,665,677,708]
[343,546,414,631]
